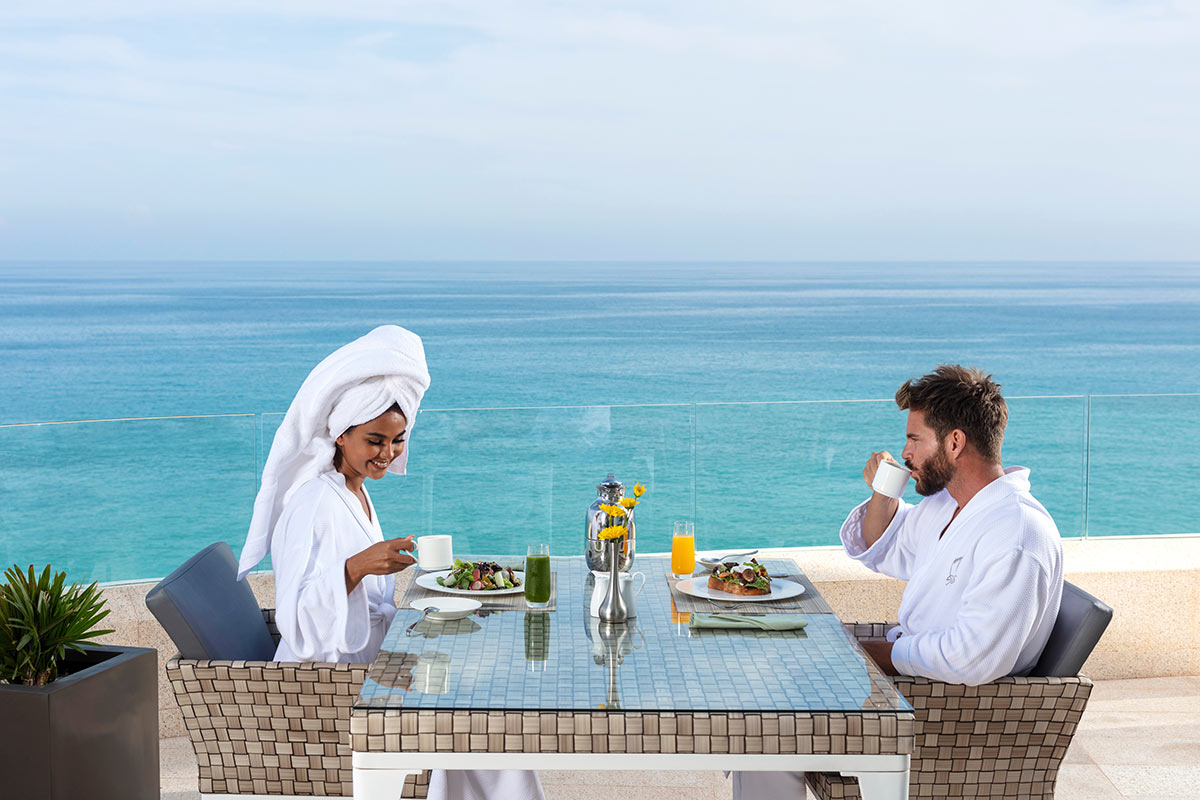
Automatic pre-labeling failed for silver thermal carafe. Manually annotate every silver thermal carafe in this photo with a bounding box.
[585,474,636,572]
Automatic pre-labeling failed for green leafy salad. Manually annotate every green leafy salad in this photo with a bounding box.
[436,559,522,591]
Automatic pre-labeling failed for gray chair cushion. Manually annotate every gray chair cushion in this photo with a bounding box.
[145,542,276,661]
[1030,580,1113,677]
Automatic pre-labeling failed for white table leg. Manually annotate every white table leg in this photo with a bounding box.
[845,769,909,800]
[352,766,420,800]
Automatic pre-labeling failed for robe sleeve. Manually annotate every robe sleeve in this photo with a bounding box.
[271,484,373,662]
[840,496,920,581]
[889,547,1055,685]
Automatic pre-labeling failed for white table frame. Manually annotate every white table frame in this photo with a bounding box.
[352,750,909,799]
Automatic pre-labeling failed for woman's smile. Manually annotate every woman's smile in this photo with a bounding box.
[334,407,408,490]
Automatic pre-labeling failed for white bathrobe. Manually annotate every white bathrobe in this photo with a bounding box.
[732,467,1064,799]
[270,470,396,662]
[841,466,1063,685]
[270,469,545,800]
[245,326,542,799]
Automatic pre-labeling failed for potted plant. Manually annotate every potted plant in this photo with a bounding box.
[0,564,159,799]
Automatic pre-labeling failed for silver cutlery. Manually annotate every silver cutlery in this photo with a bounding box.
[405,606,440,636]
[707,601,765,610]
[699,550,760,566]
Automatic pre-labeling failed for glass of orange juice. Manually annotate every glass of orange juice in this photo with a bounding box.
[671,520,695,579]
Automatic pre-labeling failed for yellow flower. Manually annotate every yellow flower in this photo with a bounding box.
[619,497,639,509]
[599,503,626,517]
[598,525,627,540]
[632,483,646,497]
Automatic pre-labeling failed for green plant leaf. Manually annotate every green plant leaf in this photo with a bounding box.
[0,564,113,685]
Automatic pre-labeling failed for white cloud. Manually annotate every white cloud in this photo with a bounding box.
[1,0,1199,259]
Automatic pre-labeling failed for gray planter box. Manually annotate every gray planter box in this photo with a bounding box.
[0,644,158,800]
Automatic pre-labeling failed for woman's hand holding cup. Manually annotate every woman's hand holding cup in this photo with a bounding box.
[345,536,416,593]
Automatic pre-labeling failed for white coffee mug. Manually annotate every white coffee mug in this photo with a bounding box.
[590,570,647,618]
[417,535,453,571]
[872,459,911,499]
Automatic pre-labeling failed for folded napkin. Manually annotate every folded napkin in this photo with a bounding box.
[689,613,809,631]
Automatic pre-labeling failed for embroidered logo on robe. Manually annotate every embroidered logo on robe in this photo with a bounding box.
[945,557,963,585]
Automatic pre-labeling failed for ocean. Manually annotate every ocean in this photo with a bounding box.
[2,261,1198,583]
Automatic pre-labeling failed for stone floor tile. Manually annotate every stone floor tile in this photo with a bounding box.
[160,736,199,781]
[1073,712,1200,766]
[1053,764,1125,800]
[1099,765,1200,797]
[1088,677,1200,714]
[1062,738,1097,765]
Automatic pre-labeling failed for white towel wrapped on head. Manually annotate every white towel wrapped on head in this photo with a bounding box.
[237,325,431,580]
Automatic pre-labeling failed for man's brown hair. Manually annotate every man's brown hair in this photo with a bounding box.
[895,365,1008,462]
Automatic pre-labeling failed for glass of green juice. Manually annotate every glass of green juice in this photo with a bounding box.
[524,544,552,608]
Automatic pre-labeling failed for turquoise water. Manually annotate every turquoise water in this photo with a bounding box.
[2,261,1198,582]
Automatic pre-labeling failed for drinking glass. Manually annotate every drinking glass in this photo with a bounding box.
[524,543,552,608]
[671,520,696,580]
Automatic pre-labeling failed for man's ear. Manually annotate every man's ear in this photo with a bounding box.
[947,429,968,459]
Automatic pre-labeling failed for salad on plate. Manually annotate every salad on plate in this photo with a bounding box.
[436,559,522,592]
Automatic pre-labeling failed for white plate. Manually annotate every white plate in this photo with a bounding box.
[416,570,526,596]
[411,597,481,620]
[697,550,760,569]
[675,576,805,603]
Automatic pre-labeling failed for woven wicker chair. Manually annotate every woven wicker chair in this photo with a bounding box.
[166,609,430,798]
[805,623,1093,800]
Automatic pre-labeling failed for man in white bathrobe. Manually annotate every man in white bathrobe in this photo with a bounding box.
[733,364,1064,798]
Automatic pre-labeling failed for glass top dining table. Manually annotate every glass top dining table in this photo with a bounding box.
[355,555,913,716]
[350,555,915,800]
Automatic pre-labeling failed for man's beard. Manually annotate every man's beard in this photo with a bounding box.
[908,444,954,496]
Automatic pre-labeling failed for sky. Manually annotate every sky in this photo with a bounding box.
[1,1,1199,261]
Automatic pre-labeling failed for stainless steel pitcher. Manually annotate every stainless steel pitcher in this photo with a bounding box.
[585,474,635,572]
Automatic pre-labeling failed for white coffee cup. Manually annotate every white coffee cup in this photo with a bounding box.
[872,459,911,499]
[590,570,647,618]
[417,535,453,571]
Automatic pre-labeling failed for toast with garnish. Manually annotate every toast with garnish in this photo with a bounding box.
[708,559,771,596]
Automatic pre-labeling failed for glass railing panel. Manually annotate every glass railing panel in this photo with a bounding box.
[1086,394,1200,536]
[0,414,258,583]
[374,404,695,558]
[1003,396,1087,538]
[4,394,1192,585]
[694,400,903,550]
[695,396,1089,549]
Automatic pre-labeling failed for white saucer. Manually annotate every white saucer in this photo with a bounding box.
[411,597,482,620]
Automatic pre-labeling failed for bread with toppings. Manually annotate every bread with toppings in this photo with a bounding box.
[708,560,771,596]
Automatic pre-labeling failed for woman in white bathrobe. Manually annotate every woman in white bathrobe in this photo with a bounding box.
[238,325,545,800]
